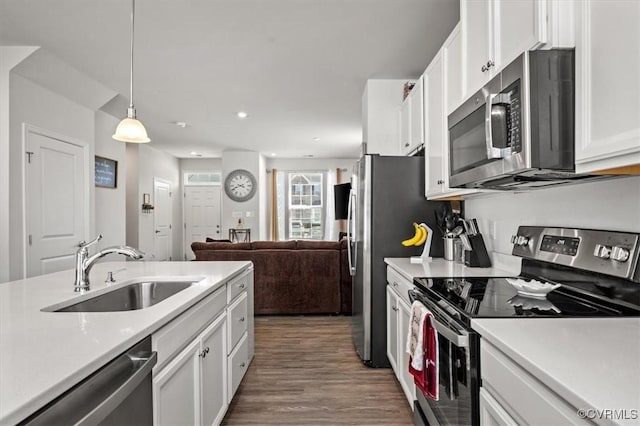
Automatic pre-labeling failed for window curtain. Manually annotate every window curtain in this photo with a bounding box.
[269,169,279,241]
[324,169,337,240]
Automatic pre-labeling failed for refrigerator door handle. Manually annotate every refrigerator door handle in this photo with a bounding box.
[347,188,356,276]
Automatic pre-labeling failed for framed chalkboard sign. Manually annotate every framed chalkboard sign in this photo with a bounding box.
[95,156,118,188]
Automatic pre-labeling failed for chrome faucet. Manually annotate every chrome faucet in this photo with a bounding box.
[74,234,144,292]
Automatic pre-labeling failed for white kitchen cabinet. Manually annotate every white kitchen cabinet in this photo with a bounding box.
[386,285,399,372]
[153,313,227,426]
[386,266,416,407]
[399,77,425,155]
[362,79,406,156]
[479,387,518,426]
[425,27,478,200]
[153,338,200,426]
[225,269,253,403]
[445,23,464,115]
[480,339,589,425]
[461,0,573,98]
[200,315,229,426]
[152,266,254,426]
[575,0,640,173]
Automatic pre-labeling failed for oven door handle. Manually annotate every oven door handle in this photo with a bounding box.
[408,290,469,348]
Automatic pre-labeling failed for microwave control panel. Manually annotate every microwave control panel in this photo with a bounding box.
[503,81,521,154]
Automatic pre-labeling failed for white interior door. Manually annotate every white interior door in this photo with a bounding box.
[184,186,221,260]
[26,127,87,277]
[154,178,172,261]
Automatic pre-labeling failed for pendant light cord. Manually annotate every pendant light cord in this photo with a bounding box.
[129,0,135,110]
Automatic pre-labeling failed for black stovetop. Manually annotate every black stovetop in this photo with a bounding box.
[412,260,640,325]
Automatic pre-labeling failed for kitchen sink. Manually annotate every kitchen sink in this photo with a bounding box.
[47,280,198,312]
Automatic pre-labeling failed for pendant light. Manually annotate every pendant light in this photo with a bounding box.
[113,0,150,143]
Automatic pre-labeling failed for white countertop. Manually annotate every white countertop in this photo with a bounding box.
[0,260,251,425]
[384,256,518,281]
[473,318,640,426]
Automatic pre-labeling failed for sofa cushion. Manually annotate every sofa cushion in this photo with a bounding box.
[296,240,340,250]
[191,241,252,252]
[251,241,297,250]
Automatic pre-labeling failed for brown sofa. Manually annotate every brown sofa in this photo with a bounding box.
[191,239,352,315]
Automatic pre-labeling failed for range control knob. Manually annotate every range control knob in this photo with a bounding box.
[516,236,530,246]
[511,235,518,244]
[593,244,612,259]
[611,246,630,262]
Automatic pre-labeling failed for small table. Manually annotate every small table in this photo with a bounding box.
[229,228,251,243]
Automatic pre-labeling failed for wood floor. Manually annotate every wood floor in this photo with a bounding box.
[222,316,413,425]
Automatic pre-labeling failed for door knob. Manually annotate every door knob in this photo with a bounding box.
[155,230,160,234]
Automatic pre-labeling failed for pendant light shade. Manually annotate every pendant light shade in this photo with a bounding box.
[113,0,150,143]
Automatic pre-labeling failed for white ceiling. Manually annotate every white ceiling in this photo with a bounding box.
[1,0,459,159]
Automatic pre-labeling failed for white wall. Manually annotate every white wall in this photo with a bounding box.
[465,176,640,255]
[94,111,126,252]
[180,158,222,172]
[222,151,262,238]
[0,46,38,283]
[134,144,182,261]
[267,157,356,173]
[9,73,96,280]
[258,154,268,241]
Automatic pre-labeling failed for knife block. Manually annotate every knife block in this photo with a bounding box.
[464,233,492,268]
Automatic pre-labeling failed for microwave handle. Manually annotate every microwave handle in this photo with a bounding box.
[485,93,512,159]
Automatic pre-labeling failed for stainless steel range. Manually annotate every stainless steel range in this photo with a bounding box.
[411,226,640,426]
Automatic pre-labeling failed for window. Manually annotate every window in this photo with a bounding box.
[276,171,325,240]
[183,172,221,186]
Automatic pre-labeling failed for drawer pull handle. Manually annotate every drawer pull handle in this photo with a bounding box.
[240,362,246,368]
[239,316,245,322]
[239,283,246,289]
[393,281,398,287]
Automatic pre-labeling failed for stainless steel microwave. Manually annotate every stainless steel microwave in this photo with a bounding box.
[447,49,596,190]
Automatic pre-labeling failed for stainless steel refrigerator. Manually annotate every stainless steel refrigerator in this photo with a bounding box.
[347,154,444,367]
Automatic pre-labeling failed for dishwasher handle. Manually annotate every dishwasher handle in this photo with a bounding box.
[77,351,157,425]
[22,338,157,426]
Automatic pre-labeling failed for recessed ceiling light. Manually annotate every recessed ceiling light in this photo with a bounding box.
[173,121,187,128]
[190,151,199,156]
[236,111,248,119]
[303,154,314,158]
[270,153,277,156]
[312,137,320,141]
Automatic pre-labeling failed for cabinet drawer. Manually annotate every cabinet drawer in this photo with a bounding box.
[481,341,588,425]
[387,267,414,306]
[227,292,248,352]
[227,270,250,303]
[153,285,226,371]
[228,332,249,401]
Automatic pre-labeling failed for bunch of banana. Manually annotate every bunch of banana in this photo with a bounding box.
[401,222,429,247]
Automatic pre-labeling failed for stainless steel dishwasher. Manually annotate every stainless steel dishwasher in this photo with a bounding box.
[20,336,157,426]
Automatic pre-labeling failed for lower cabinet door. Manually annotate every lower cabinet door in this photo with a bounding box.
[479,387,518,426]
[386,286,399,373]
[153,338,201,426]
[201,314,228,426]
[228,332,249,402]
[397,297,416,405]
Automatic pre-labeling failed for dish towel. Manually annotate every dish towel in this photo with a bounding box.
[406,301,439,400]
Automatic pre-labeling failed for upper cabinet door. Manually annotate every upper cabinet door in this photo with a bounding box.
[409,76,425,151]
[425,52,445,198]
[575,0,640,172]
[494,0,546,68]
[445,24,463,115]
[461,0,492,97]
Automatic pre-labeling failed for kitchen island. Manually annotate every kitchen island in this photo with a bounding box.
[0,260,252,425]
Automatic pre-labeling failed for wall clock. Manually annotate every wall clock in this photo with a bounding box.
[224,169,257,202]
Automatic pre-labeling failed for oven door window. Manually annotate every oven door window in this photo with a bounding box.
[449,106,494,175]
